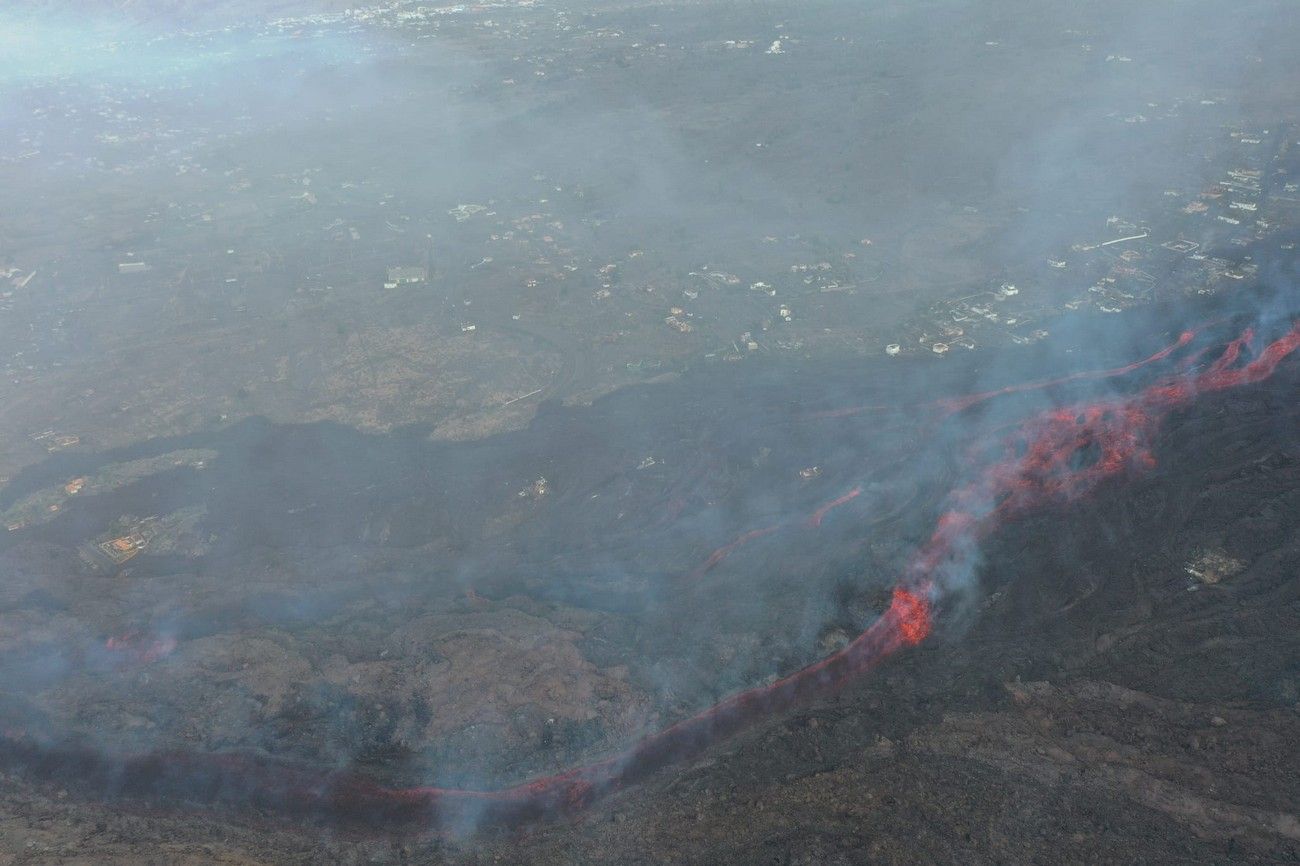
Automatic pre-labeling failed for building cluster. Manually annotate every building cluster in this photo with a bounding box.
[888,124,1298,358]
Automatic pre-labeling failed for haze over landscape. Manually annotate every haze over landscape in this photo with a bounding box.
[1,0,1298,862]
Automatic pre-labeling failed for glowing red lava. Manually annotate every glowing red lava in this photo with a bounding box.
[890,586,933,646]
[689,524,782,578]
[814,328,1197,420]
[104,634,178,665]
[807,486,863,528]
[904,323,1300,598]
[2,321,1296,833]
[687,486,864,579]
[933,328,1195,415]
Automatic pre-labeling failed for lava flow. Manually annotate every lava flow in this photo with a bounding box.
[917,320,1300,585]
[807,486,862,527]
[2,321,1296,834]
[686,486,861,579]
[814,327,1197,420]
[104,633,178,665]
[0,584,933,833]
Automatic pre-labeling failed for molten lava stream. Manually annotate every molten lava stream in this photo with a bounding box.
[806,486,862,527]
[340,323,1300,829]
[302,584,934,830]
[3,322,1296,833]
[686,486,862,579]
[815,327,1197,420]
[687,524,782,578]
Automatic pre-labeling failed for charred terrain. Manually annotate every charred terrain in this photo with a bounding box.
[3,0,1300,862]
[1,298,1298,862]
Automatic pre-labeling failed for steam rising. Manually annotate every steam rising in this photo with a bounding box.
[0,0,1298,843]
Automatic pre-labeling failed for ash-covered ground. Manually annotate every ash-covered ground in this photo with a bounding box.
[3,0,1300,861]
[0,295,1297,863]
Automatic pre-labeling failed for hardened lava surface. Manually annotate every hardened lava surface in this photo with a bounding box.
[1,316,1298,862]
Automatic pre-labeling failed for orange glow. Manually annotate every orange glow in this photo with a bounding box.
[890,586,932,645]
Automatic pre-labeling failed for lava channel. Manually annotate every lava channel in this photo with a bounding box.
[1,321,1295,835]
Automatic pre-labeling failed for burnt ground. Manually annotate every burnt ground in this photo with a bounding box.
[465,362,1300,864]
[0,309,1297,863]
